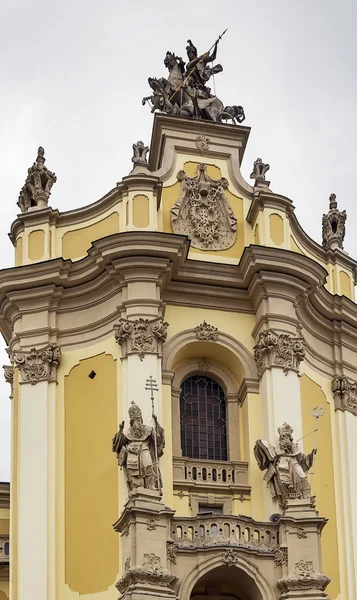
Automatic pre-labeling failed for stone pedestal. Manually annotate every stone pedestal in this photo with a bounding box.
[113,488,177,600]
[277,499,330,599]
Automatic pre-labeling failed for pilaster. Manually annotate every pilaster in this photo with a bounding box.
[13,345,60,600]
[278,499,330,599]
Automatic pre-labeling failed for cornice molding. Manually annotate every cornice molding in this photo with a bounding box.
[1,232,357,379]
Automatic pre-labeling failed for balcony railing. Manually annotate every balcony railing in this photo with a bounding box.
[173,456,250,493]
[171,514,279,553]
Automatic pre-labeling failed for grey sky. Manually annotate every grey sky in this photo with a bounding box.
[0,0,356,480]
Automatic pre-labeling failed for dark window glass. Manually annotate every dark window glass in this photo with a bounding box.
[180,375,227,461]
[4,542,9,556]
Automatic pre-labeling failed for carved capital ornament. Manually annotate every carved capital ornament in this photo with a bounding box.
[254,329,305,378]
[114,317,168,360]
[332,375,357,416]
[13,345,61,385]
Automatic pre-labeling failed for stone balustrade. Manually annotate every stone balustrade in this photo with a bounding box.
[172,456,250,494]
[171,514,279,553]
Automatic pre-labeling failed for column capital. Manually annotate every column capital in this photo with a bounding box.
[332,375,357,416]
[12,344,61,384]
[114,316,168,361]
[254,329,305,379]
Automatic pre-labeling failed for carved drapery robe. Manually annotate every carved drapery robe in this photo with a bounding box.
[112,422,165,491]
[254,438,315,508]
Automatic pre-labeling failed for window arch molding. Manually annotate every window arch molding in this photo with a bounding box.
[171,358,240,460]
[163,327,257,380]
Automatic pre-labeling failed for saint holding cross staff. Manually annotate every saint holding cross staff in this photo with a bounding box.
[112,378,165,493]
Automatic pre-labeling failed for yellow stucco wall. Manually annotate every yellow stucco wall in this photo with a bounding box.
[62,213,119,260]
[269,213,284,246]
[132,194,150,228]
[64,353,119,594]
[28,229,45,261]
[339,270,352,299]
[300,374,340,598]
[15,237,23,266]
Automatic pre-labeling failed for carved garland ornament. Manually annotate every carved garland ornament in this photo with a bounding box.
[3,366,14,398]
[170,163,237,251]
[13,345,61,385]
[254,329,305,378]
[194,321,218,342]
[114,317,168,361]
[116,567,177,593]
[332,375,357,416]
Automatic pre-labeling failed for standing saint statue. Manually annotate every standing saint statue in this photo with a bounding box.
[112,401,165,492]
[254,422,316,508]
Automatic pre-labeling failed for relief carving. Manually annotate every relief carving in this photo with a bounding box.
[254,329,305,378]
[143,554,161,568]
[114,317,168,361]
[195,320,218,342]
[278,561,330,592]
[195,135,210,153]
[13,344,61,385]
[322,193,346,251]
[222,549,239,567]
[297,526,307,538]
[116,567,177,594]
[332,375,357,416]
[197,357,211,371]
[254,422,316,508]
[17,146,57,213]
[147,518,156,530]
[166,541,177,564]
[274,547,288,567]
[170,163,237,250]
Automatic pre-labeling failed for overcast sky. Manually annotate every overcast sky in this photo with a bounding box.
[0,0,356,481]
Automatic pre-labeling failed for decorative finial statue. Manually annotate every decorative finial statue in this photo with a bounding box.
[142,31,246,125]
[254,423,316,508]
[250,158,270,185]
[112,401,165,492]
[322,193,347,251]
[17,146,57,213]
[132,141,149,167]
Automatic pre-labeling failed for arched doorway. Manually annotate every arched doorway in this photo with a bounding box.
[190,566,264,600]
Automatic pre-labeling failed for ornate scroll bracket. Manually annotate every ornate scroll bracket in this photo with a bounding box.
[254,329,305,378]
[13,345,61,385]
[194,321,218,342]
[114,317,168,361]
[332,375,357,416]
[3,366,14,398]
[322,193,347,251]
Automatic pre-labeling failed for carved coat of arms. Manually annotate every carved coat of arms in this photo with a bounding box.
[170,163,237,250]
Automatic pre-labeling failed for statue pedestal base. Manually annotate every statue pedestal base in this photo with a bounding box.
[277,499,330,600]
[113,488,177,600]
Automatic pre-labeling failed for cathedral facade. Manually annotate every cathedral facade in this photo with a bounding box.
[1,38,357,600]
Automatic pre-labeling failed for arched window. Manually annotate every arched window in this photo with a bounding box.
[180,375,227,461]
